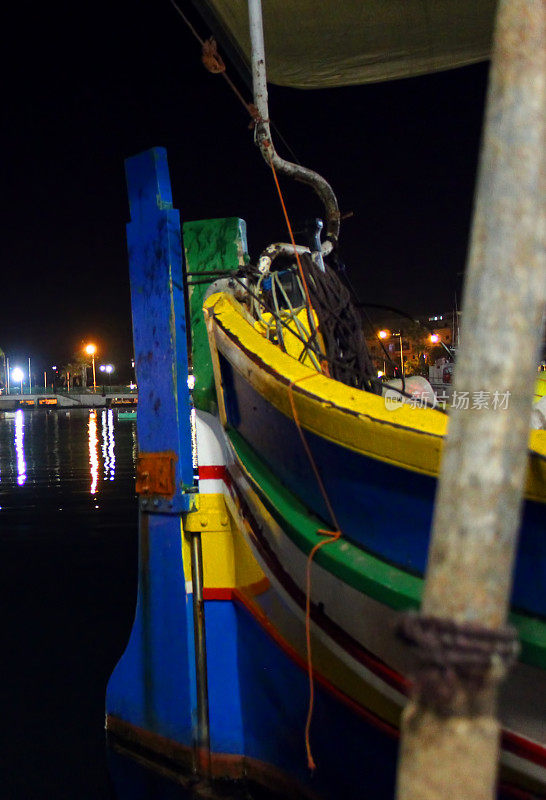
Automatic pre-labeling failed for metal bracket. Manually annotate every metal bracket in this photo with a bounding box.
[140,495,194,515]
[136,451,196,514]
[183,506,230,532]
[136,451,177,496]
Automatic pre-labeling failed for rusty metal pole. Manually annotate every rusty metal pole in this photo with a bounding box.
[247,0,341,244]
[396,2,545,799]
[190,529,212,780]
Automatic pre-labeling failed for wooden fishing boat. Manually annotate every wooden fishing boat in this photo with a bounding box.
[106,2,545,798]
[187,239,546,798]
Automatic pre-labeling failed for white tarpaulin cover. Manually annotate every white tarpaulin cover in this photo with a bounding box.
[202,0,496,88]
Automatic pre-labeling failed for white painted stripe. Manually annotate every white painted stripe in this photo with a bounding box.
[223,432,546,763]
[195,410,229,466]
[197,478,225,494]
[194,410,546,782]
[222,480,407,710]
[501,746,546,786]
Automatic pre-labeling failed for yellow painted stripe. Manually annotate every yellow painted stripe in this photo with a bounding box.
[205,292,546,501]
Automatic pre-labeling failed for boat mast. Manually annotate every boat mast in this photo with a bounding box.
[247,0,341,246]
[396,1,545,798]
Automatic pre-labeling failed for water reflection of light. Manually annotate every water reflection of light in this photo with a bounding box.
[88,410,99,494]
[53,412,61,484]
[190,408,198,470]
[15,409,27,486]
[107,409,115,480]
[131,427,138,464]
[100,409,116,481]
[101,410,109,475]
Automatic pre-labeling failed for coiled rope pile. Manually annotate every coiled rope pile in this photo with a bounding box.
[298,254,378,391]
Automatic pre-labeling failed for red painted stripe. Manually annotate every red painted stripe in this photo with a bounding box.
[232,587,399,740]
[502,729,546,770]
[203,588,234,600]
[227,472,546,774]
[202,580,270,602]
[206,589,542,799]
[227,469,407,694]
[202,443,546,775]
[198,465,228,481]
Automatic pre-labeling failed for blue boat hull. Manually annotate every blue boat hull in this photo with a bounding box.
[218,351,546,620]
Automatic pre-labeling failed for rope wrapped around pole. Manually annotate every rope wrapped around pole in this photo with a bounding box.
[396,1,545,798]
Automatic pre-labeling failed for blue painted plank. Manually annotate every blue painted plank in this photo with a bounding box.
[107,147,196,750]
[125,146,194,504]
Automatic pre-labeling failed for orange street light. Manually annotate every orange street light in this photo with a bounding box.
[429,333,440,344]
[85,343,97,391]
[378,329,404,377]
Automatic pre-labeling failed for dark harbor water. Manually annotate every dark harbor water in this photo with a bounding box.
[0,407,139,798]
[0,408,285,800]
[0,409,179,798]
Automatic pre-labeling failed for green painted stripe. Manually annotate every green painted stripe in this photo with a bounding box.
[510,612,546,670]
[227,429,422,610]
[228,428,546,671]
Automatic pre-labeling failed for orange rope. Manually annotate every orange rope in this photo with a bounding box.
[270,146,341,771]
[304,528,341,769]
[168,0,259,121]
[288,375,341,770]
[267,152,332,376]
[170,5,337,761]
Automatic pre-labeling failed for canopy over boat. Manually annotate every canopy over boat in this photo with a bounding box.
[199,0,496,88]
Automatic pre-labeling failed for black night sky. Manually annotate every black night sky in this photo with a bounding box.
[1,0,489,380]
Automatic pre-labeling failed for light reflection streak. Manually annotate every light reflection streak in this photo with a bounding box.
[107,409,115,480]
[190,408,198,470]
[15,409,26,486]
[101,410,110,476]
[131,427,137,464]
[53,412,61,484]
[88,410,99,494]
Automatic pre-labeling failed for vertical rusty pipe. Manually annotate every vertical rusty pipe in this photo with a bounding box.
[396,1,545,799]
[190,530,211,779]
[246,0,340,243]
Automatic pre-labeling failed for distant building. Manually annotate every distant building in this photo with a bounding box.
[365,311,458,376]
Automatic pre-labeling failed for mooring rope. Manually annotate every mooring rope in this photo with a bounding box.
[287,373,342,770]
[167,0,301,164]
